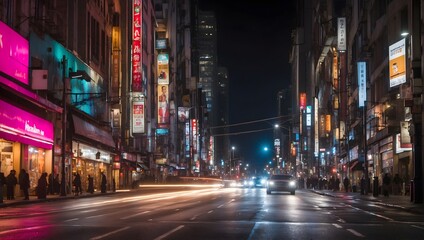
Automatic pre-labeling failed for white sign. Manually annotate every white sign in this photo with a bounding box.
[337,18,346,51]
[357,62,366,107]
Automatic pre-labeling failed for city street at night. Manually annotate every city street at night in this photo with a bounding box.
[1,185,424,240]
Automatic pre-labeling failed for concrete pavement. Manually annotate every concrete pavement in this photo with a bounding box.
[0,190,124,208]
[310,188,424,215]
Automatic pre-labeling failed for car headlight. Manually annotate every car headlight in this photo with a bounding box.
[268,181,275,185]
[289,181,296,187]
[249,180,254,186]
[260,179,266,184]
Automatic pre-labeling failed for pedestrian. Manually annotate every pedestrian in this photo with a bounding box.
[393,174,401,195]
[101,172,107,193]
[360,175,366,195]
[87,175,94,194]
[54,174,60,194]
[73,172,82,196]
[6,170,18,200]
[0,172,6,203]
[37,172,48,199]
[112,178,116,192]
[343,176,349,193]
[19,169,30,200]
[334,178,340,191]
[383,173,391,197]
[48,173,54,195]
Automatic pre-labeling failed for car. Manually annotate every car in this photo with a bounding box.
[266,174,296,195]
[253,176,267,188]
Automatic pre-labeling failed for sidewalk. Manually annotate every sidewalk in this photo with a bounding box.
[0,190,124,208]
[310,189,424,215]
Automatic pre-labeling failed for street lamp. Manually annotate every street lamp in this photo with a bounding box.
[60,55,91,196]
[230,146,235,179]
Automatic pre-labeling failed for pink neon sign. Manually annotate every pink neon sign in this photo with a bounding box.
[0,99,53,146]
[132,0,142,92]
[0,21,29,85]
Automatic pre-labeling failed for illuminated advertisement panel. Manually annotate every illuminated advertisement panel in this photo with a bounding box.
[389,38,406,88]
[131,100,145,134]
[178,107,190,122]
[314,98,319,157]
[337,18,346,51]
[185,122,190,157]
[333,52,338,89]
[0,99,53,149]
[157,53,169,84]
[357,62,367,107]
[158,84,169,127]
[192,119,198,153]
[0,20,29,85]
[112,26,120,99]
[300,93,307,110]
[132,0,142,92]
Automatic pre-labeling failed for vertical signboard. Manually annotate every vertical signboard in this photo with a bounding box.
[112,26,120,99]
[337,18,346,51]
[0,21,29,85]
[333,52,338,89]
[389,38,406,88]
[132,100,145,134]
[157,84,169,126]
[314,98,319,157]
[132,0,142,92]
[357,62,367,107]
[185,122,190,158]
[157,53,169,85]
[306,105,312,127]
[300,93,307,110]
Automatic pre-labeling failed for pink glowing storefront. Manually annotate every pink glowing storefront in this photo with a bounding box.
[0,20,58,194]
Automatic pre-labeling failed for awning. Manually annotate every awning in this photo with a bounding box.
[72,114,115,148]
[137,163,149,170]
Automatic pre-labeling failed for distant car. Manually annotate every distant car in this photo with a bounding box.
[253,176,267,188]
[266,174,296,195]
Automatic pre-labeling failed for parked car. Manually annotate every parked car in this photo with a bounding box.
[266,174,296,195]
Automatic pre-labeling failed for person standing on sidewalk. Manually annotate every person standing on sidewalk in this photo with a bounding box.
[87,175,94,194]
[37,172,48,199]
[0,172,6,203]
[101,172,107,193]
[19,169,30,200]
[73,172,82,196]
[383,173,391,197]
[6,170,17,200]
[343,176,350,193]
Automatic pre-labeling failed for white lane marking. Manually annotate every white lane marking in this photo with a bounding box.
[190,215,199,220]
[81,209,98,213]
[89,226,130,240]
[332,224,343,229]
[337,218,346,223]
[348,204,394,221]
[175,208,180,211]
[217,204,225,208]
[120,211,150,220]
[347,229,365,238]
[411,225,424,230]
[86,214,109,219]
[64,218,79,222]
[208,210,214,214]
[154,225,185,240]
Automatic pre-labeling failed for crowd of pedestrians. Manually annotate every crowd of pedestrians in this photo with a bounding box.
[1,169,112,201]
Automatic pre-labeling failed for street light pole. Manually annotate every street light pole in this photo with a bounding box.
[60,55,67,196]
[230,146,235,179]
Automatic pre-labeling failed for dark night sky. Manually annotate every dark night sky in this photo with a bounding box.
[199,1,296,173]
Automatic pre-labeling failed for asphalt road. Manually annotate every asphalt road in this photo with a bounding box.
[0,186,423,240]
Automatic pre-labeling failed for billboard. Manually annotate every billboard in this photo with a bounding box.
[357,62,367,107]
[337,18,346,51]
[157,53,169,84]
[389,38,406,88]
[0,20,29,84]
[131,100,145,134]
[132,0,142,92]
[158,84,169,126]
[178,107,190,122]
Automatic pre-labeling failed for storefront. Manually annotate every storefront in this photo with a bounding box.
[69,114,116,192]
[0,99,54,194]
